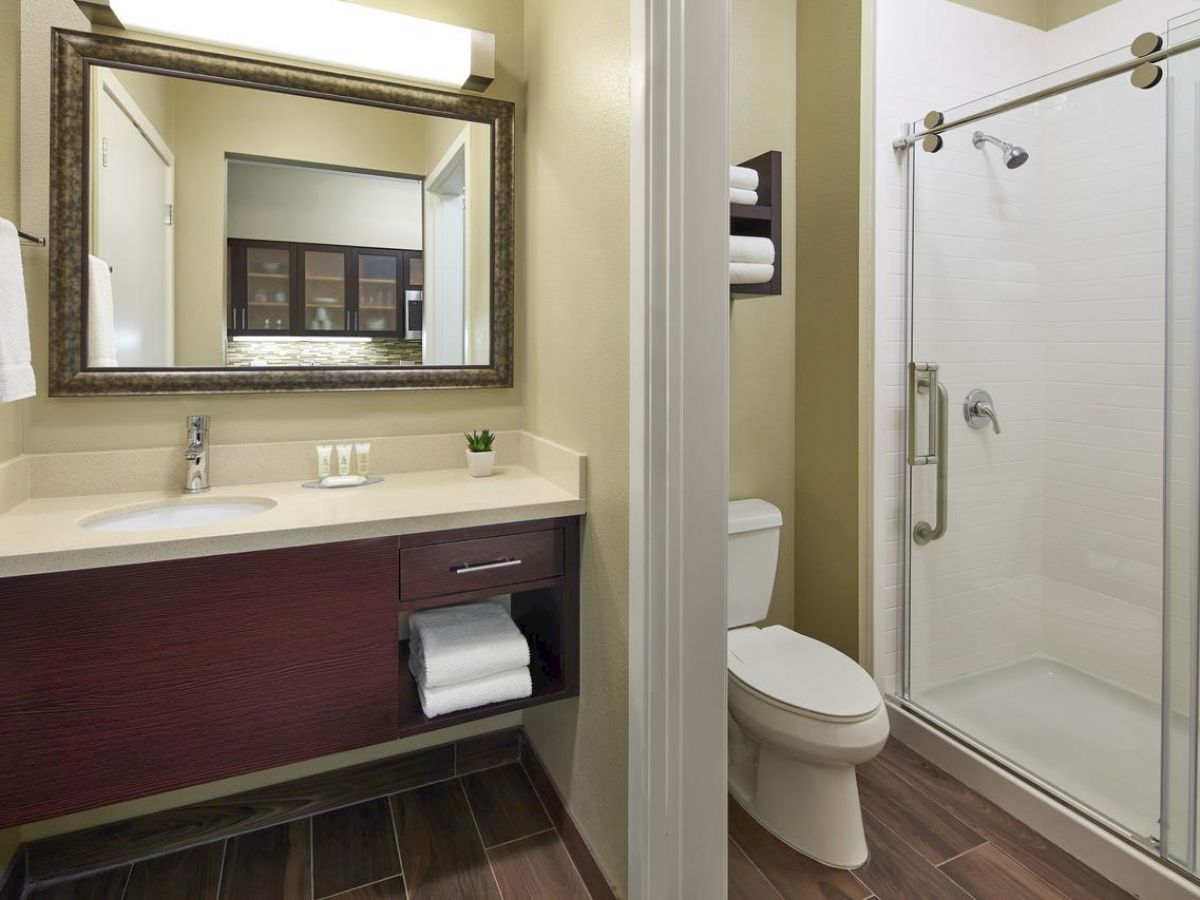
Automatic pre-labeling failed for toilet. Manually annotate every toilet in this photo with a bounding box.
[726,499,889,869]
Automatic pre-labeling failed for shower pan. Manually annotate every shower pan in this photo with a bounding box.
[892,14,1200,885]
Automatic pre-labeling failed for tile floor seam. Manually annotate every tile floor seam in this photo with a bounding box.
[859,808,971,898]
[481,827,558,853]
[118,864,132,900]
[319,873,404,900]
[515,758,594,897]
[385,793,409,900]
[727,836,785,900]
[456,778,505,899]
[954,841,1075,900]
[935,840,992,869]
[213,839,228,900]
[308,816,315,900]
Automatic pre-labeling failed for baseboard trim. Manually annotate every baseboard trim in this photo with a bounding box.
[519,733,620,900]
[0,849,26,900]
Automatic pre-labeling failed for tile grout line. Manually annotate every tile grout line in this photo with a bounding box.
[935,840,992,870]
[517,754,592,896]
[308,816,315,900]
[320,873,405,900]
[214,840,228,900]
[117,864,132,900]
[483,827,557,852]
[857,809,972,898]
[457,778,506,898]
[386,793,410,900]
[943,839,1075,900]
[726,836,785,900]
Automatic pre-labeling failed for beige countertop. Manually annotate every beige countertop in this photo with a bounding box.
[0,464,586,578]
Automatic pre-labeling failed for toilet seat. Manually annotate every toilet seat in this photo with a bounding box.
[728,625,881,722]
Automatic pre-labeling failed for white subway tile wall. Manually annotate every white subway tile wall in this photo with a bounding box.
[873,0,1200,699]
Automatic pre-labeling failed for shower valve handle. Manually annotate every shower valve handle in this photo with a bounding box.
[964,389,1001,435]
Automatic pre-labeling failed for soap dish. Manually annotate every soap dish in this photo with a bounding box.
[302,475,383,489]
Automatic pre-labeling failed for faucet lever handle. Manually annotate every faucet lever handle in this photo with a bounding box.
[963,390,1001,435]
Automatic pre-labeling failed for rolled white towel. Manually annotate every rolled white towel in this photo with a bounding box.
[408,601,530,689]
[417,666,532,718]
[730,262,775,285]
[87,255,117,368]
[730,187,758,206]
[730,235,775,266]
[730,165,759,192]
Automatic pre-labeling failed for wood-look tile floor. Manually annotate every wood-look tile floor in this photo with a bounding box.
[730,738,1135,900]
[26,764,588,900]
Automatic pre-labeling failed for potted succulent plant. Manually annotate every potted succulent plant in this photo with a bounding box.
[464,429,497,477]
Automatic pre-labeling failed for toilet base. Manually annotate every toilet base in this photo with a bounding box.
[732,743,869,870]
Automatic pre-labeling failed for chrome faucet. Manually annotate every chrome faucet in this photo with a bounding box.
[963,389,1001,434]
[184,415,210,493]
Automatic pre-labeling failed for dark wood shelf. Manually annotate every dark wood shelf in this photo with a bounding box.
[396,638,569,738]
[731,150,782,298]
[730,203,772,222]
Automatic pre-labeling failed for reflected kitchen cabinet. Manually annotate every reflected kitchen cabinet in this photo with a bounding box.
[229,240,424,340]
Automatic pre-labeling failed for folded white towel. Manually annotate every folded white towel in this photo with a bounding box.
[408,601,530,689]
[730,262,775,285]
[730,236,775,266]
[730,187,758,206]
[730,165,759,192]
[0,219,35,403]
[87,255,117,368]
[417,666,532,718]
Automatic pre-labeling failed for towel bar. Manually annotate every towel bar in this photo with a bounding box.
[17,230,46,247]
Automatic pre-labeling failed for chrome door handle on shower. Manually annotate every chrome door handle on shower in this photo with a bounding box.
[909,362,949,545]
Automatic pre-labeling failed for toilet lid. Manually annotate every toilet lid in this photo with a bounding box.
[728,626,881,720]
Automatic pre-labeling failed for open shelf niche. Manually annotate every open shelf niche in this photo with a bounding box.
[730,149,782,297]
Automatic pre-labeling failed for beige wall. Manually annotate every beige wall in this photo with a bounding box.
[519,0,630,893]
[169,79,429,365]
[795,0,862,659]
[947,0,1119,28]
[0,0,21,467]
[18,0,525,455]
[731,0,797,630]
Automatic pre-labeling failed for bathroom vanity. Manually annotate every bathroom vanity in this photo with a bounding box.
[0,445,585,829]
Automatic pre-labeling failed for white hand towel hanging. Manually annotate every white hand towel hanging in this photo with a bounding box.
[88,255,118,368]
[0,219,35,404]
[730,165,759,192]
[730,236,775,266]
[408,601,530,688]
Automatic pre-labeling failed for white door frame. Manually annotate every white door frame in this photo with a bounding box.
[628,0,731,897]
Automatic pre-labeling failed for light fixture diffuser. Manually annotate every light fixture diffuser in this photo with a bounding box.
[82,0,495,92]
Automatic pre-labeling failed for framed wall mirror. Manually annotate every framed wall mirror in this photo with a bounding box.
[49,30,514,395]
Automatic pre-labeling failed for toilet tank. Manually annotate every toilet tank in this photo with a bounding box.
[728,499,783,628]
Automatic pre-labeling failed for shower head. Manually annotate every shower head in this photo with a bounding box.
[972,131,1030,169]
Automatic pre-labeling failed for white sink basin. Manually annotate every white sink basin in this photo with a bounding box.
[81,497,276,532]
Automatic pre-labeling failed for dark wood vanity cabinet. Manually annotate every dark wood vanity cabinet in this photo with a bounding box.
[228,239,423,339]
[0,517,580,828]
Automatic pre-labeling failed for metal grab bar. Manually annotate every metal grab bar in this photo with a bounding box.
[913,374,949,546]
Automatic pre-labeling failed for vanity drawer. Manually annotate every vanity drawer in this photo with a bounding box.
[400,528,564,601]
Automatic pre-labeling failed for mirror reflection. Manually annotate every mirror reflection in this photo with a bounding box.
[87,66,492,370]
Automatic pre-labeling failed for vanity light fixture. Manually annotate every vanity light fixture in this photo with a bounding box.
[76,0,496,92]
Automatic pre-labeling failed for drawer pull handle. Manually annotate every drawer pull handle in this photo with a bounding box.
[455,558,523,575]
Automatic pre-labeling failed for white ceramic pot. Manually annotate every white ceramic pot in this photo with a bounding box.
[466,450,495,477]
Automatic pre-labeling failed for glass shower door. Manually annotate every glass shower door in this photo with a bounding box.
[1165,9,1200,873]
[904,55,1169,845]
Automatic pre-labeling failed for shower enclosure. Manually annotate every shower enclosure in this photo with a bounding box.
[897,13,1200,881]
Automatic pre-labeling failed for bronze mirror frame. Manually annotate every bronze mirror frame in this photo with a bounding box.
[49,29,515,396]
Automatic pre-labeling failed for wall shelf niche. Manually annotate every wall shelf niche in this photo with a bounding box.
[730,149,782,297]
